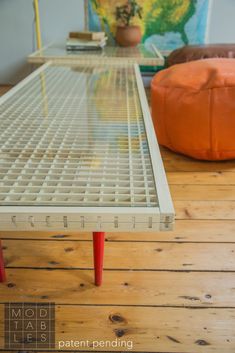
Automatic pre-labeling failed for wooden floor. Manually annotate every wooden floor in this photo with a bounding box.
[0,86,235,352]
[0,85,12,96]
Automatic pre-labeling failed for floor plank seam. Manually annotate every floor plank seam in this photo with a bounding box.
[0,302,232,309]
[3,238,235,244]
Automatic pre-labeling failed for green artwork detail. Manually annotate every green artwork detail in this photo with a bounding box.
[144,0,196,44]
[88,0,211,50]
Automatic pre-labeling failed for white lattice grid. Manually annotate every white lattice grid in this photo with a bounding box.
[0,64,159,208]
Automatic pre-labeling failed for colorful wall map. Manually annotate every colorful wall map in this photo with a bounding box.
[88,0,212,50]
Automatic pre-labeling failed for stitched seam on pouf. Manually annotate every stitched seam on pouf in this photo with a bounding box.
[209,88,214,157]
[157,84,235,92]
[167,147,235,152]
[163,86,172,149]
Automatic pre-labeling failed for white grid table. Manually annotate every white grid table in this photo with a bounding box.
[0,62,174,285]
[28,43,165,67]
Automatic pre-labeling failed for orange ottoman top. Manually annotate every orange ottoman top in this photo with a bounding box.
[151,58,235,160]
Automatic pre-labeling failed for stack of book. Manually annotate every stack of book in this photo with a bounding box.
[66,31,107,51]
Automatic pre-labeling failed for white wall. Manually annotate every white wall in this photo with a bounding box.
[208,0,235,43]
[0,0,85,84]
[0,0,235,84]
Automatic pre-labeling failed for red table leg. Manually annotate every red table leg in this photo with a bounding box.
[0,240,6,282]
[93,232,105,286]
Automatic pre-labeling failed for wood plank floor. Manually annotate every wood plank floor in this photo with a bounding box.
[0,85,12,96]
[0,86,235,352]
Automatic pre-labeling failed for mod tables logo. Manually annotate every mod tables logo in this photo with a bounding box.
[4,302,55,349]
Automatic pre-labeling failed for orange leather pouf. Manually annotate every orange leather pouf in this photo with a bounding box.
[151,58,235,160]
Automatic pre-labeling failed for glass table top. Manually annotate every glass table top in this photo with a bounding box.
[0,63,159,208]
[28,43,165,67]
[0,62,174,231]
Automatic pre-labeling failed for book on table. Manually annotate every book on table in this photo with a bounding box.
[69,31,105,41]
[66,37,107,51]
